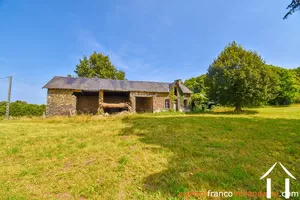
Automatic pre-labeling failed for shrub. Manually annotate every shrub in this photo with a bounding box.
[0,101,46,117]
[295,94,300,104]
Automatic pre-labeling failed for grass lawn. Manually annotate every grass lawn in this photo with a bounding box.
[0,105,300,199]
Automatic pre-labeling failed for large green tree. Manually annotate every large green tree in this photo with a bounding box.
[268,65,298,105]
[205,42,277,112]
[73,52,125,80]
[284,0,300,19]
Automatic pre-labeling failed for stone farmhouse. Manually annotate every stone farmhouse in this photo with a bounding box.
[43,76,193,116]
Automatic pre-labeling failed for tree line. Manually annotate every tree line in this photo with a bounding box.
[0,101,46,117]
[185,42,300,112]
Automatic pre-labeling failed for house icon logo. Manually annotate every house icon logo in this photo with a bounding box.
[260,162,296,199]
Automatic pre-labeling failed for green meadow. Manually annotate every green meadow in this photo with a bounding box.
[1,105,300,199]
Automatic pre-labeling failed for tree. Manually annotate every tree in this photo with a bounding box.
[73,52,125,80]
[291,67,300,103]
[268,65,298,105]
[184,74,207,94]
[205,42,277,112]
[284,0,300,19]
[292,67,300,80]
[185,75,208,110]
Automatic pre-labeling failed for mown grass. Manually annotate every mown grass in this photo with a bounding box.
[0,105,300,199]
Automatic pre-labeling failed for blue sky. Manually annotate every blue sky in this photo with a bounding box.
[0,0,299,104]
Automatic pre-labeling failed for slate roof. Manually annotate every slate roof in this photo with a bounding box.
[179,82,193,94]
[43,76,193,94]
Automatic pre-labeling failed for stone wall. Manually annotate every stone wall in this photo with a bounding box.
[169,80,192,111]
[130,92,169,112]
[136,96,153,112]
[46,89,191,116]
[153,93,169,111]
[76,95,99,114]
[46,89,76,116]
[130,92,154,112]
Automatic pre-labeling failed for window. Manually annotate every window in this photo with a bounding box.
[174,88,178,96]
[165,99,170,109]
[184,99,188,109]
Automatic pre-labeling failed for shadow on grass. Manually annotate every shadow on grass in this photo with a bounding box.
[120,115,300,198]
[188,109,259,115]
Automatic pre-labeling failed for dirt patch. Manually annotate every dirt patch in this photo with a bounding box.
[120,136,129,140]
[56,193,86,200]
[84,158,97,165]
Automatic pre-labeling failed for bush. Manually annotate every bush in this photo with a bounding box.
[295,93,300,104]
[0,101,46,117]
[188,93,207,111]
[188,106,205,114]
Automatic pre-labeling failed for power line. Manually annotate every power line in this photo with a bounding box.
[0,77,9,79]
[13,78,47,85]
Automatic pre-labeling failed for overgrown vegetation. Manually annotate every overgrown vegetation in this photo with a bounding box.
[0,105,300,199]
[184,75,207,110]
[0,101,46,117]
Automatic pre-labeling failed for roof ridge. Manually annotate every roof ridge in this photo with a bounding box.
[43,76,193,93]
[53,76,172,84]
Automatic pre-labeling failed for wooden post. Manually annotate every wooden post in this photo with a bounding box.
[129,92,135,112]
[98,90,104,114]
[6,76,12,119]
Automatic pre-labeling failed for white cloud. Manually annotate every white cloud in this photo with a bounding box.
[77,30,104,51]
[107,51,129,70]
[75,28,192,83]
[76,29,153,72]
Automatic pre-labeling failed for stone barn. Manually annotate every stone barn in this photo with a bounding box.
[43,76,192,116]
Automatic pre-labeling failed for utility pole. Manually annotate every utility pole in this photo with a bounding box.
[6,76,12,119]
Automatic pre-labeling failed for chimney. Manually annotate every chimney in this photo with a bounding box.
[175,79,182,84]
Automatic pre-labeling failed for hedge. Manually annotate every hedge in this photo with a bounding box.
[0,101,46,116]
